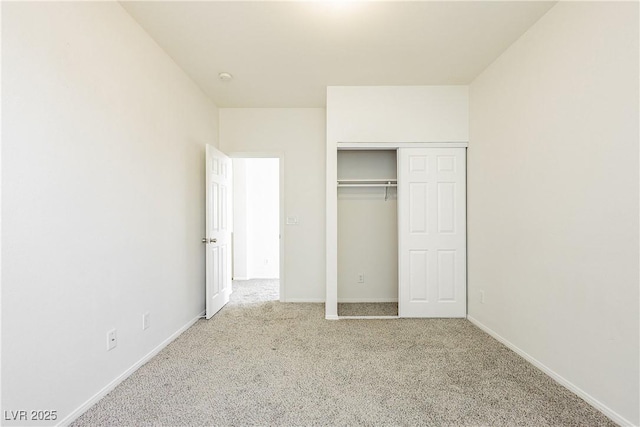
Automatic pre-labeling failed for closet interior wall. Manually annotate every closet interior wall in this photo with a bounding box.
[337,150,398,303]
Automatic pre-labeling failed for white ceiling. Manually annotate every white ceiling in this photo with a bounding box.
[122,1,556,107]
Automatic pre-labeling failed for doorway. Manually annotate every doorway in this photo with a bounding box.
[231,156,283,301]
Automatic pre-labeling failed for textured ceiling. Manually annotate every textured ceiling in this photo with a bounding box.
[122,1,556,107]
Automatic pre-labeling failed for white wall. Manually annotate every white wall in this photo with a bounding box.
[2,2,218,425]
[220,109,326,301]
[232,159,249,280]
[468,2,639,425]
[234,158,280,279]
[326,86,469,317]
[327,86,468,143]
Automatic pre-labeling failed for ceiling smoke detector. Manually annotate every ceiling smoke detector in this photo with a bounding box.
[218,72,233,82]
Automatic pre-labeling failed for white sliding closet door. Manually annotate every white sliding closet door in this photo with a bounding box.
[398,148,466,318]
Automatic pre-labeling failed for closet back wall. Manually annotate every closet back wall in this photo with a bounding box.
[338,150,397,302]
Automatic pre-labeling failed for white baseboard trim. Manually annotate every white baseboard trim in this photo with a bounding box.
[58,310,205,427]
[282,298,325,303]
[338,315,399,320]
[233,276,250,281]
[325,314,340,320]
[338,298,398,303]
[467,315,634,427]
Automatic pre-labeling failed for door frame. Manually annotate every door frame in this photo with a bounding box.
[228,151,286,302]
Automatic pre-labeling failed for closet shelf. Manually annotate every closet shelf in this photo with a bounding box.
[338,183,397,188]
[337,178,397,188]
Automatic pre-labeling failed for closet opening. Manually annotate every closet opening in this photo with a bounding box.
[337,149,398,317]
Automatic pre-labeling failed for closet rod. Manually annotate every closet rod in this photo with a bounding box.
[337,178,396,183]
[337,183,397,188]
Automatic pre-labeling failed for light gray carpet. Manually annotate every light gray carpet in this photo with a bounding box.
[73,279,615,426]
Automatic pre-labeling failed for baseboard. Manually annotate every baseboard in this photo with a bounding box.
[467,315,634,427]
[282,298,325,303]
[58,310,205,427]
[338,315,399,320]
[325,314,339,320]
[233,276,250,281]
[338,298,398,303]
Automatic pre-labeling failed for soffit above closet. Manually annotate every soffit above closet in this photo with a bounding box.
[121,1,556,108]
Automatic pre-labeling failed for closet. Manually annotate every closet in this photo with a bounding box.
[337,150,398,316]
[335,145,466,318]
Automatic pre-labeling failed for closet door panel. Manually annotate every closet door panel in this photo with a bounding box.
[398,147,466,318]
[437,182,456,233]
[437,249,456,301]
[409,183,428,234]
[409,250,429,301]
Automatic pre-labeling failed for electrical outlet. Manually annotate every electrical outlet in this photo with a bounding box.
[358,273,364,283]
[107,329,117,351]
[480,291,485,304]
[142,312,150,330]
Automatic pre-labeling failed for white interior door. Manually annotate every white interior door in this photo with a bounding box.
[398,147,466,318]
[205,145,232,319]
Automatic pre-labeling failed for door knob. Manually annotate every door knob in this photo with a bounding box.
[202,238,208,243]
[210,238,217,243]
